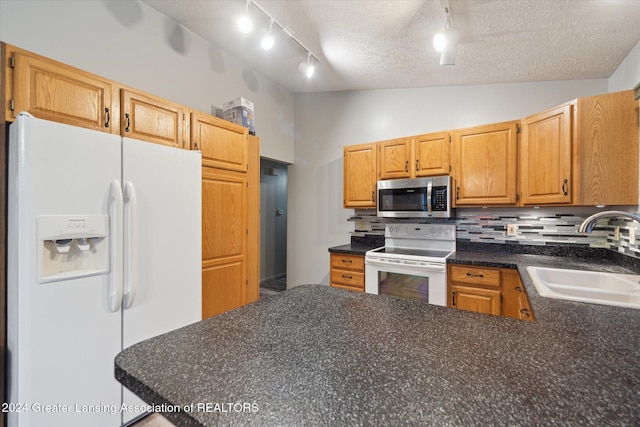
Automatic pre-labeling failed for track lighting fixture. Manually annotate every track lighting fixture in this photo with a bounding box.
[298,53,315,79]
[261,20,275,50]
[237,0,253,34]
[433,6,460,65]
[238,0,319,79]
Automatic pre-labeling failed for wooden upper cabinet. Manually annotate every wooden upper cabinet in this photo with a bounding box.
[121,89,186,148]
[520,104,573,205]
[379,137,412,179]
[415,132,451,177]
[520,90,638,206]
[452,121,518,205]
[574,91,639,206]
[191,111,248,172]
[10,50,114,133]
[344,142,377,208]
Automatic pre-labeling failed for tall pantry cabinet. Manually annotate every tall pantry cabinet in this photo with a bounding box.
[191,112,260,318]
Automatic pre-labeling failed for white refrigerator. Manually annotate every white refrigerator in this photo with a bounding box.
[7,113,202,426]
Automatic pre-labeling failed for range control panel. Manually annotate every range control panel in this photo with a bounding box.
[385,223,456,241]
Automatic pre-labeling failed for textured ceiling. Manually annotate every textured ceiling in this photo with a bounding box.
[140,0,640,93]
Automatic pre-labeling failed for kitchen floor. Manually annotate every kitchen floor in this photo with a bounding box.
[260,274,287,298]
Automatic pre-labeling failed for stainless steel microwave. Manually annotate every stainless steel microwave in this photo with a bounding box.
[377,176,453,218]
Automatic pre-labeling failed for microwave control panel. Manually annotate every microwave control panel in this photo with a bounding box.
[432,186,448,211]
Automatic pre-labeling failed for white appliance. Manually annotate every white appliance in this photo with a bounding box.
[365,223,456,305]
[7,114,202,427]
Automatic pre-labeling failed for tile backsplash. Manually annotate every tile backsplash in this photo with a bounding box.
[350,207,640,260]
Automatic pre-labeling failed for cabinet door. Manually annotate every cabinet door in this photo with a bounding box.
[453,121,518,205]
[121,89,186,148]
[201,167,247,318]
[449,285,501,316]
[415,132,451,177]
[344,143,377,208]
[12,51,113,132]
[576,91,639,206]
[500,269,535,321]
[520,104,572,205]
[379,138,412,179]
[191,111,248,172]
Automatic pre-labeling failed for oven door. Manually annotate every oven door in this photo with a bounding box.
[364,256,446,306]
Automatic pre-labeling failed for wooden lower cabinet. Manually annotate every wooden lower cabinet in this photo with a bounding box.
[449,284,501,316]
[447,264,534,321]
[201,167,248,319]
[330,253,365,292]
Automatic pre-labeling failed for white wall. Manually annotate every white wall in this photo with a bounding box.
[0,0,295,163]
[609,39,640,92]
[288,79,609,288]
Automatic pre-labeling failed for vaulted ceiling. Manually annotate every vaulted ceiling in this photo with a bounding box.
[141,0,640,93]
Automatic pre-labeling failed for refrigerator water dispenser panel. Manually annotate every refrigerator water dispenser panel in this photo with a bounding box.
[38,215,109,283]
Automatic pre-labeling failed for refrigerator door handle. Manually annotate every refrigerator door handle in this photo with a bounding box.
[108,180,124,312]
[123,181,138,309]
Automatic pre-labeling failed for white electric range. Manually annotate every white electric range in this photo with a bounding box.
[364,223,456,306]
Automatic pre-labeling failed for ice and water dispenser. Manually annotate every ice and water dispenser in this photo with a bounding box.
[38,215,109,283]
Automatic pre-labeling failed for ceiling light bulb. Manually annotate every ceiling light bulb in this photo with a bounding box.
[433,26,460,54]
[261,34,275,50]
[298,61,315,79]
[433,32,446,52]
[238,15,253,34]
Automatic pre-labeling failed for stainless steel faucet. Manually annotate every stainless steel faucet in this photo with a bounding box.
[578,210,640,233]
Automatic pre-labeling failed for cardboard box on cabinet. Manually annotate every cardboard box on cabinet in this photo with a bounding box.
[223,97,255,135]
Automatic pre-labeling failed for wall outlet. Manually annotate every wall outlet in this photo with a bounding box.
[614,226,620,241]
[506,224,518,236]
[630,227,636,245]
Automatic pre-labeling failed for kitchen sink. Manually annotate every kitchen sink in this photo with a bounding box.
[526,266,640,310]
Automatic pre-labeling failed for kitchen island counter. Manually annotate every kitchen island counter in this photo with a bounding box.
[116,284,640,426]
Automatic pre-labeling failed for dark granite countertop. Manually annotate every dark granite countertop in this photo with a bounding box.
[116,279,640,425]
[328,235,384,256]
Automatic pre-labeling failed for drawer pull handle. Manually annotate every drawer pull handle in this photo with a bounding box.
[562,178,568,196]
[124,113,131,132]
[452,291,456,306]
[342,274,353,279]
[342,259,353,263]
[520,308,530,318]
[515,286,522,292]
[466,273,484,278]
[104,107,110,128]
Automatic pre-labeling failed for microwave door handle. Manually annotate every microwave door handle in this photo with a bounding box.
[427,182,433,216]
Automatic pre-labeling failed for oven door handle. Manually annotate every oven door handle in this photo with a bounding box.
[365,257,445,272]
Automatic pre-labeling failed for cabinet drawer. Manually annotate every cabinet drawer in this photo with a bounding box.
[330,254,365,271]
[330,270,364,289]
[449,265,500,287]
